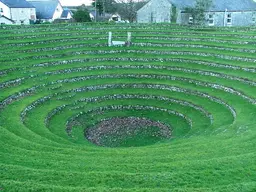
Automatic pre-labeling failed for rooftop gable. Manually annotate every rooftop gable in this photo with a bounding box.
[28,0,59,19]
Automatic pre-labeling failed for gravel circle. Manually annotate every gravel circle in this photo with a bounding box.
[85,117,172,147]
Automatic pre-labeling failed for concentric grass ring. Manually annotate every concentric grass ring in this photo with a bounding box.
[1,23,256,191]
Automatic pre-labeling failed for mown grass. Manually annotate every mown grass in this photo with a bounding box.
[0,23,256,191]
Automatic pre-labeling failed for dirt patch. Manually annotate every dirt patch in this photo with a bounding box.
[85,117,171,147]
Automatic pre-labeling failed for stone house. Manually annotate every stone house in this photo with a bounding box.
[137,0,256,26]
[0,0,36,24]
[27,0,66,22]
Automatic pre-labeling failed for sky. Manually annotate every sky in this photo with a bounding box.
[60,0,93,6]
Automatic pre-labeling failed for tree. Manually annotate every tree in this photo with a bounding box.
[116,0,147,22]
[92,0,117,16]
[92,0,104,16]
[103,0,118,14]
[73,5,92,22]
[185,0,213,25]
[171,5,177,23]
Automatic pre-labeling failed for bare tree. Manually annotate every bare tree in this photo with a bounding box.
[116,0,147,22]
[185,0,213,25]
[92,0,117,16]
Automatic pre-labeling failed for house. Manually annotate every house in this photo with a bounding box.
[89,11,123,22]
[60,8,72,20]
[27,0,66,22]
[137,0,256,26]
[109,13,122,22]
[0,0,36,24]
[89,11,95,21]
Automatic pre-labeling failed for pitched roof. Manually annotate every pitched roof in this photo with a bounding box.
[169,0,194,9]
[210,0,256,11]
[169,0,256,11]
[61,9,71,18]
[28,0,59,19]
[0,0,34,8]
[90,11,96,18]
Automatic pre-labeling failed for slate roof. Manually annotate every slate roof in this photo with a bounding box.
[28,0,59,19]
[169,0,194,9]
[169,0,256,11]
[61,9,71,18]
[210,0,256,11]
[0,0,34,8]
[90,11,96,18]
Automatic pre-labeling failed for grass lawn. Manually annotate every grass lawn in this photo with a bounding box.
[0,23,256,192]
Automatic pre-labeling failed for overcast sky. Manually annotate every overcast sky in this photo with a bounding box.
[60,0,93,6]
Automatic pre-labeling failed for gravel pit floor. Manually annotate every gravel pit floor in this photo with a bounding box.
[85,117,172,147]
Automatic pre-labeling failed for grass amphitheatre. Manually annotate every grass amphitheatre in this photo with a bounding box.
[0,23,256,191]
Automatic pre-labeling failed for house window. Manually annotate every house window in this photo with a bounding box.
[189,16,193,24]
[227,13,232,25]
[253,13,256,24]
[0,8,3,13]
[208,14,214,25]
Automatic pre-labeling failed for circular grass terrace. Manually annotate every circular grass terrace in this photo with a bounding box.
[0,23,256,191]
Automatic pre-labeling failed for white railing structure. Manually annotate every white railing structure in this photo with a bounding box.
[108,32,132,47]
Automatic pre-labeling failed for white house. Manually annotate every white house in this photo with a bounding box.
[27,0,65,22]
[0,0,36,25]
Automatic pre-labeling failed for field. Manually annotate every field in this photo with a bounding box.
[0,23,256,191]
